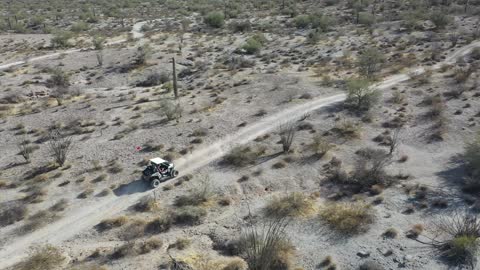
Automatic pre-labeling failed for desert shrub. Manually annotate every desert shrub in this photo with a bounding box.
[263,192,315,218]
[345,78,380,111]
[465,132,480,181]
[205,12,225,28]
[383,228,398,238]
[174,206,207,225]
[145,216,172,234]
[135,44,152,65]
[230,20,252,32]
[48,128,73,167]
[51,31,73,48]
[223,258,248,270]
[279,121,297,153]
[332,119,362,139]
[430,9,451,29]
[222,145,263,167]
[175,177,212,207]
[294,15,311,28]
[110,242,136,259]
[137,71,170,87]
[171,237,192,250]
[241,34,266,55]
[358,12,375,26]
[17,245,65,270]
[238,218,295,270]
[351,147,393,188]
[96,216,128,231]
[319,202,375,234]
[311,135,332,157]
[20,210,59,234]
[50,199,68,212]
[160,99,182,121]
[71,21,89,32]
[92,36,105,50]
[46,68,70,88]
[428,213,480,267]
[357,47,385,79]
[135,196,159,212]
[0,201,28,227]
[139,238,163,254]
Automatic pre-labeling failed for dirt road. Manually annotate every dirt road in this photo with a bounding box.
[0,38,478,269]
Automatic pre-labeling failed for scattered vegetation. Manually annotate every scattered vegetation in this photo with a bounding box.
[319,202,375,234]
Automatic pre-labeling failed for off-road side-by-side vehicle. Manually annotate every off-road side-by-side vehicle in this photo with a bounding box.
[142,157,179,188]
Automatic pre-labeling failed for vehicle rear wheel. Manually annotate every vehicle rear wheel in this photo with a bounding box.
[151,178,161,188]
[171,170,179,178]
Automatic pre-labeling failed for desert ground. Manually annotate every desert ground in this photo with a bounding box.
[1,1,480,270]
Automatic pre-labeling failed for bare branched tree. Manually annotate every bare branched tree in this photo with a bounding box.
[278,121,297,153]
[389,127,402,155]
[48,128,73,166]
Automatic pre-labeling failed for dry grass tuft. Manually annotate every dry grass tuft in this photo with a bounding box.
[319,202,375,234]
[17,245,65,270]
[263,193,316,219]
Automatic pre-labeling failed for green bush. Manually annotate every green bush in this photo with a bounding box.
[358,12,375,26]
[294,15,311,28]
[51,31,73,48]
[242,38,262,54]
[205,12,225,28]
[430,9,451,30]
[345,78,380,111]
[357,47,385,79]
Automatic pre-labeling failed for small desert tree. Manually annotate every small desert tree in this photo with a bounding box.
[278,121,297,153]
[345,78,380,111]
[357,47,385,79]
[48,128,73,166]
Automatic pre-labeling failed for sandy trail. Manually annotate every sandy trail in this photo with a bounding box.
[0,37,479,268]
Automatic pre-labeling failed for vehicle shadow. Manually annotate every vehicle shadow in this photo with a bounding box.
[113,178,150,196]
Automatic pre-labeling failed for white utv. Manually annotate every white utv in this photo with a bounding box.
[142,157,179,188]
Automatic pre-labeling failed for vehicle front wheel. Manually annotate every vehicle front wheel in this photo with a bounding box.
[171,170,179,178]
[151,179,161,188]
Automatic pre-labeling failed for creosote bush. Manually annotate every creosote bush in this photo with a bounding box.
[222,145,265,167]
[319,202,375,234]
[205,12,225,28]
